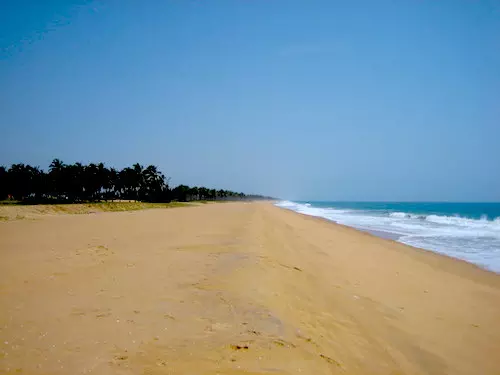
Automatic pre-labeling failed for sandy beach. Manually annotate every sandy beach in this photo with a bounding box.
[1,202,499,375]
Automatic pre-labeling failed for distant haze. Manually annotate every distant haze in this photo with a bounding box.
[1,1,499,201]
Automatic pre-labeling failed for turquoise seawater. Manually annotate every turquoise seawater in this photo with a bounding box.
[276,201,500,272]
[305,202,500,220]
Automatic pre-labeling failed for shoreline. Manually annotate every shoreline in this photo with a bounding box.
[275,204,500,276]
[275,204,500,291]
[1,202,499,374]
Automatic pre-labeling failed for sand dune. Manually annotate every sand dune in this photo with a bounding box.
[1,202,499,374]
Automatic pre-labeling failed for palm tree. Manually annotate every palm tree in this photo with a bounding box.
[217,189,226,200]
[189,186,199,201]
[132,163,144,201]
[198,187,209,201]
[142,165,166,202]
[65,162,84,202]
[8,164,44,201]
[82,163,97,201]
[104,167,119,201]
[49,159,66,200]
[1,159,266,204]
[172,184,190,202]
[30,166,46,201]
[118,167,135,200]
[209,189,216,200]
[0,166,8,200]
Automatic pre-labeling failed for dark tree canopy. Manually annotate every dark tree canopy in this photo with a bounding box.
[0,159,273,204]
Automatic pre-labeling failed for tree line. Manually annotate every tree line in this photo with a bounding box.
[0,159,272,203]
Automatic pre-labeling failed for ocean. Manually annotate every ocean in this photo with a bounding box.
[275,201,500,273]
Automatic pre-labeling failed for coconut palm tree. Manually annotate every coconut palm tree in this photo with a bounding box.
[0,166,8,200]
[189,186,199,201]
[7,164,43,201]
[49,158,66,200]
[198,187,209,201]
[172,184,190,202]
[1,160,268,204]
[142,165,167,202]
[217,189,226,200]
[65,162,84,202]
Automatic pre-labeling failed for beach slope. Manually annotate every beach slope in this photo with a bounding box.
[1,202,499,374]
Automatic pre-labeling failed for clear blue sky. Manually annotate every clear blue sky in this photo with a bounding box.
[1,1,499,201]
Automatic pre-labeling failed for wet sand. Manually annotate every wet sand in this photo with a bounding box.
[1,202,499,374]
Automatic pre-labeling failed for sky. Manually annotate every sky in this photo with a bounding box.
[1,0,499,201]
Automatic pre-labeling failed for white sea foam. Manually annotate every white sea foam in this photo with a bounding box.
[275,201,500,272]
[389,212,408,218]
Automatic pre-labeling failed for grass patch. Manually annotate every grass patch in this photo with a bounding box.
[52,201,192,213]
[0,201,192,221]
[0,200,21,205]
[91,201,190,212]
